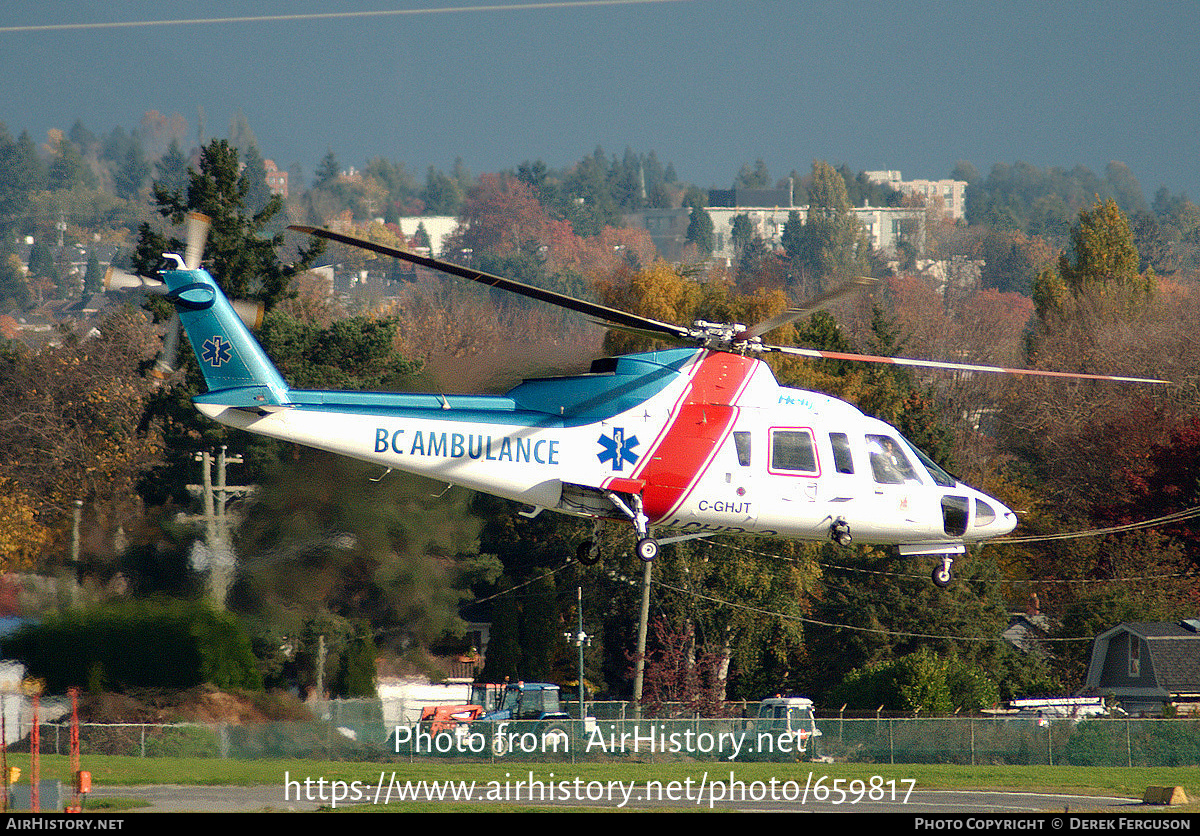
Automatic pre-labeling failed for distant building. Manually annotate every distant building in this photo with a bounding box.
[864,171,968,220]
[264,160,288,199]
[626,203,925,264]
[707,186,795,209]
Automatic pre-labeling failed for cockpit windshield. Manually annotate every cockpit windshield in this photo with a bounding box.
[904,438,957,488]
[865,434,957,488]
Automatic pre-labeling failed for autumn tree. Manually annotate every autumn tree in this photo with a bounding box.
[0,308,163,572]
[1004,198,1168,519]
[0,479,51,573]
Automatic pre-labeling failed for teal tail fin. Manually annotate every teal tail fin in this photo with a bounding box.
[160,257,291,409]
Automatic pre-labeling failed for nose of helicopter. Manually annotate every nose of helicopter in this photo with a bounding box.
[974,492,1018,537]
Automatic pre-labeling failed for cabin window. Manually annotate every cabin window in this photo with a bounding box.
[770,429,818,474]
[733,431,752,466]
[829,432,854,474]
[865,434,922,485]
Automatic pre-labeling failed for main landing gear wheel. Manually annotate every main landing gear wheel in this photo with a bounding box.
[636,537,659,562]
[577,540,600,565]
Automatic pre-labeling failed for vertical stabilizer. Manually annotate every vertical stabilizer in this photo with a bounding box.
[160,258,291,406]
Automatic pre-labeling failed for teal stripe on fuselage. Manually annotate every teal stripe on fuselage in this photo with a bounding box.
[286,393,566,428]
[505,348,694,418]
[278,347,694,424]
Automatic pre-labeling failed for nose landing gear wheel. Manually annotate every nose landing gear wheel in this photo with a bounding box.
[636,537,659,562]
[931,558,954,588]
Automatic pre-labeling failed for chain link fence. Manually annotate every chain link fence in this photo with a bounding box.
[10,701,1200,767]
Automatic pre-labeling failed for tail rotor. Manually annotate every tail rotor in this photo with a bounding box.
[153,212,211,380]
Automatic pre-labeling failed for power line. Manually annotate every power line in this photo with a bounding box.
[696,510,1200,586]
[649,577,1093,643]
[991,506,1200,544]
[0,0,695,34]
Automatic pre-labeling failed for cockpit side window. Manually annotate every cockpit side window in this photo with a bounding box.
[866,434,921,485]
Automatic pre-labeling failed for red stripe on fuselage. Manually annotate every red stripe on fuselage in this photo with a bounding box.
[630,350,759,522]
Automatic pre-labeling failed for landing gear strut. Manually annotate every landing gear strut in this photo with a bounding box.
[603,489,659,562]
[829,518,852,547]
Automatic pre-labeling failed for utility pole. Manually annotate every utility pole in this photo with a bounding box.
[564,586,590,722]
[631,560,652,715]
[185,446,253,608]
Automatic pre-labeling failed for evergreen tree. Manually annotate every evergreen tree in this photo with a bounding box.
[421,166,463,216]
[135,139,319,308]
[47,137,95,191]
[154,139,190,197]
[0,241,29,308]
[82,252,102,295]
[783,161,872,292]
[240,143,272,215]
[685,204,714,255]
[313,149,340,190]
[0,128,45,237]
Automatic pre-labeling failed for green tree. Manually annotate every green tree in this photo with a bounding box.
[47,137,95,191]
[1032,197,1154,327]
[106,131,150,200]
[0,241,29,307]
[782,161,872,292]
[240,143,273,215]
[5,601,261,693]
[231,455,480,662]
[829,648,999,714]
[421,166,464,215]
[313,149,340,190]
[82,251,102,295]
[735,159,771,189]
[135,139,321,308]
[685,203,714,255]
[154,139,190,197]
[0,128,45,237]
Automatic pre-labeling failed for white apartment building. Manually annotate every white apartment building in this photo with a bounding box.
[864,171,968,220]
[628,204,927,264]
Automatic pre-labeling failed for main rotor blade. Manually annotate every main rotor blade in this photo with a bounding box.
[289,225,692,342]
[767,344,1169,384]
[735,276,878,342]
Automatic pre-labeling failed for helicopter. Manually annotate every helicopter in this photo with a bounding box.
[147,214,1166,587]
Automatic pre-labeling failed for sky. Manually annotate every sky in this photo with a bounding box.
[2,0,1198,200]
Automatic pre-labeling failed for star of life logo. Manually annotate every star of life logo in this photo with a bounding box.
[597,427,639,472]
[201,335,232,368]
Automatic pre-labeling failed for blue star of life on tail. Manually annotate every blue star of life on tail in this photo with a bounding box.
[201,335,232,368]
[597,427,639,472]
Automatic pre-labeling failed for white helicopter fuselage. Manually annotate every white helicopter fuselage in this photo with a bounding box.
[195,341,1016,553]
